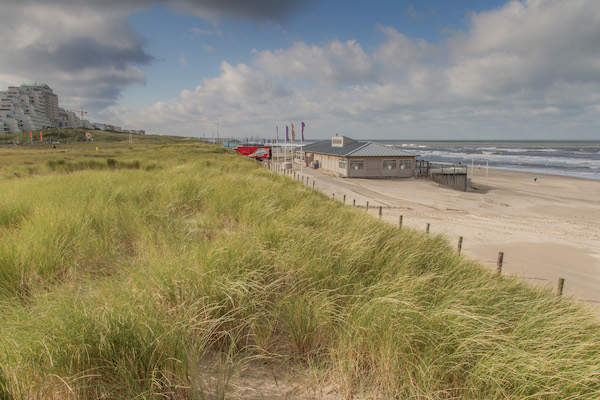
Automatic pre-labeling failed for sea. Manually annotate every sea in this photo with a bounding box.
[375,141,600,181]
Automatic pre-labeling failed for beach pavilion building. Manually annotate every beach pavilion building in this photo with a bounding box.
[301,135,416,178]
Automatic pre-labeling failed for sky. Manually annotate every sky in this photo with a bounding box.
[2,0,600,140]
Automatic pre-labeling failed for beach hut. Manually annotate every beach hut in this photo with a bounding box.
[301,136,416,178]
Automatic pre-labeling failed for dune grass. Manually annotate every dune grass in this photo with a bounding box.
[0,135,599,399]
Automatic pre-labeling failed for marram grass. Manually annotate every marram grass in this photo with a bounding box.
[0,139,599,399]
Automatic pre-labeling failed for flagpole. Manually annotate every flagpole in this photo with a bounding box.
[300,121,305,174]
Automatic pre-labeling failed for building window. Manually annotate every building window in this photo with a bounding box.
[350,160,364,170]
[399,159,412,170]
[339,159,347,169]
[383,160,397,170]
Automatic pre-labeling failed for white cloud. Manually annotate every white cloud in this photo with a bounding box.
[0,1,152,112]
[256,40,376,86]
[446,0,600,98]
[8,0,597,139]
[0,0,312,115]
[374,26,437,67]
[189,26,223,38]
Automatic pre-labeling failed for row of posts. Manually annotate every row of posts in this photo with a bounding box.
[268,162,567,297]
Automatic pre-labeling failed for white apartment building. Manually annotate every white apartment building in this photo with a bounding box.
[0,83,81,134]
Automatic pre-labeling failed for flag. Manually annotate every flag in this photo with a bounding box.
[285,125,289,142]
[291,123,295,141]
[40,131,43,142]
[301,122,305,142]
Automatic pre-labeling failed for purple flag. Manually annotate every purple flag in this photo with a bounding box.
[286,125,289,142]
[301,122,305,142]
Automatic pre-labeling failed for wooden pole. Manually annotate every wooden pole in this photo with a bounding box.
[557,278,565,296]
[457,236,463,254]
[399,215,403,228]
[312,181,315,190]
[343,194,346,204]
[497,252,504,274]
[426,223,430,234]
[332,193,335,200]
[366,201,369,211]
[379,206,382,218]
[353,199,356,207]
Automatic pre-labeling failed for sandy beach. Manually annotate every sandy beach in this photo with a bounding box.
[290,165,600,306]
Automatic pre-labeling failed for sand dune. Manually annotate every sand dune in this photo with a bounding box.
[295,166,600,306]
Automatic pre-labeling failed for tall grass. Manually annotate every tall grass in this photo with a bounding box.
[0,141,599,398]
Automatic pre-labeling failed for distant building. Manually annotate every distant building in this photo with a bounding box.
[0,84,59,133]
[0,83,145,135]
[301,135,416,178]
[103,124,122,132]
[0,83,84,133]
[55,108,85,129]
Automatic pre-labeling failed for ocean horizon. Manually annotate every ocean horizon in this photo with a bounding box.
[371,140,600,181]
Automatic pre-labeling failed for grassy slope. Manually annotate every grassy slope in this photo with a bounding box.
[0,135,599,399]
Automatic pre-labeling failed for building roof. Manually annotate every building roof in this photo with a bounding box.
[348,142,414,157]
[303,139,414,157]
[302,139,369,156]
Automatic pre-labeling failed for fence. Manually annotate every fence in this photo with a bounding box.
[430,167,468,191]
[262,159,596,305]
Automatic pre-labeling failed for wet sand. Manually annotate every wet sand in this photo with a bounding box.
[292,166,600,305]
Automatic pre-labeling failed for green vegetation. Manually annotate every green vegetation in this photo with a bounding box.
[0,130,203,179]
[0,128,193,146]
[0,131,599,398]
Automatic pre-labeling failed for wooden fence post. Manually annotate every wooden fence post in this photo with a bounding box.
[353,199,356,207]
[366,201,369,211]
[379,206,382,218]
[557,278,565,296]
[312,181,315,190]
[426,223,430,234]
[332,193,335,200]
[457,236,463,254]
[497,252,504,274]
[399,215,403,228]
[343,194,346,204]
